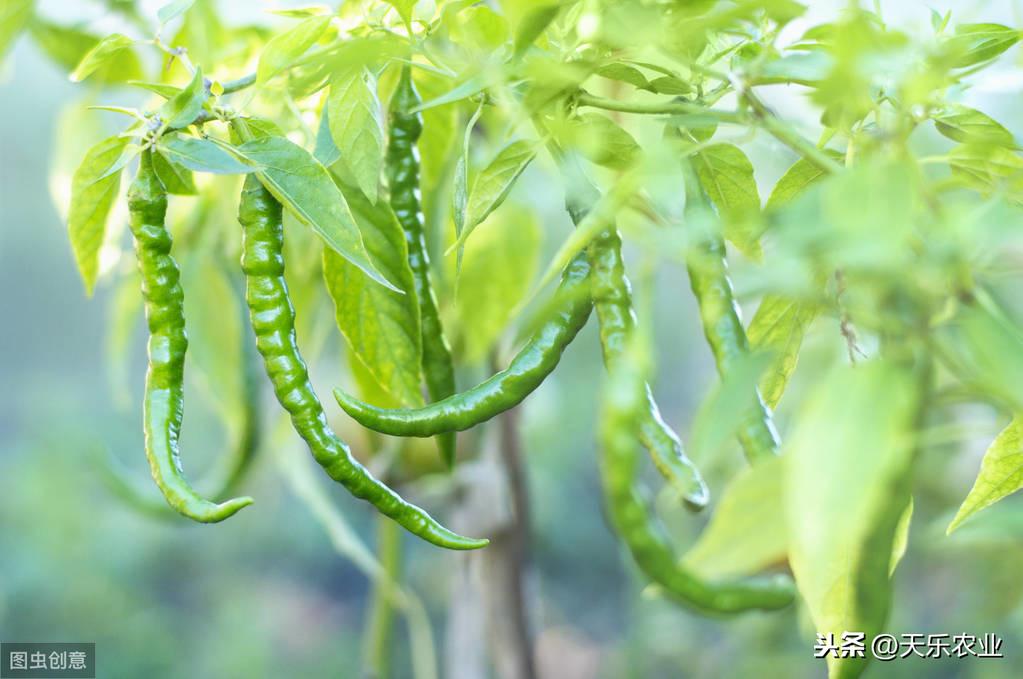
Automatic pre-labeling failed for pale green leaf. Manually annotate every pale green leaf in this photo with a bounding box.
[68,135,130,295]
[512,2,560,59]
[450,139,537,253]
[596,63,650,89]
[160,66,207,129]
[323,184,423,407]
[747,295,818,409]
[157,135,256,174]
[693,143,762,259]
[949,144,1023,199]
[127,81,182,99]
[328,67,385,203]
[566,113,640,170]
[683,455,786,579]
[152,150,197,195]
[270,5,332,18]
[70,33,137,82]
[786,361,918,679]
[157,0,196,24]
[383,0,416,28]
[457,205,542,362]
[256,15,330,86]
[30,19,144,83]
[946,23,1020,68]
[948,418,1023,534]
[766,152,840,210]
[934,106,1015,147]
[234,135,399,292]
[0,0,33,62]
[890,500,913,576]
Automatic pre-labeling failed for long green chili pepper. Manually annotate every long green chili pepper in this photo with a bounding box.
[333,252,592,435]
[102,330,263,519]
[679,155,779,464]
[600,337,794,614]
[126,149,253,523]
[236,171,487,551]
[387,65,458,467]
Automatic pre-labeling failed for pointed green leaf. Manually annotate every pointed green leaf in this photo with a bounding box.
[786,361,918,679]
[157,135,256,174]
[512,2,560,59]
[256,15,330,86]
[127,81,182,99]
[945,23,1020,68]
[152,150,197,195]
[948,418,1023,534]
[160,66,207,129]
[450,139,537,253]
[596,63,651,89]
[328,67,385,203]
[766,151,841,210]
[934,106,1015,147]
[157,0,197,24]
[30,19,143,83]
[70,33,136,82]
[383,0,416,28]
[747,295,818,409]
[693,143,762,259]
[0,0,33,62]
[234,135,399,292]
[949,144,1023,200]
[68,135,130,295]
[323,185,423,407]
[567,113,640,170]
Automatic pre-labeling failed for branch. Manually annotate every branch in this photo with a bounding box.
[575,92,745,124]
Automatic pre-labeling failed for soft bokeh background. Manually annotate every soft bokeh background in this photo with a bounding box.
[3,1,1023,677]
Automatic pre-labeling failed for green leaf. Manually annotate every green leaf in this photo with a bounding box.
[234,135,399,292]
[596,63,650,89]
[0,0,33,62]
[747,295,818,409]
[565,113,640,170]
[383,0,416,29]
[512,2,560,59]
[256,15,330,86]
[934,106,1015,148]
[313,107,340,166]
[323,185,424,407]
[270,5,332,18]
[766,152,840,210]
[152,150,197,195]
[946,23,1020,68]
[457,205,542,362]
[328,67,385,203]
[157,0,196,24]
[449,139,537,253]
[127,81,182,99]
[68,135,130,295]
[646,75,691,94]
[30,19,143,83]
[948,144,1023,200]
[786,361,918,679]
[157,135,256,174]
[160,66,207,129]
[690,352,773,462]
[948,418,1023,534]
[411,72,495,113]
[693,143,762,259]
[683,455,786,579]
[70,33,136,82]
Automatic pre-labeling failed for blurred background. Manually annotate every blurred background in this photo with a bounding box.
[3,1,1023,677]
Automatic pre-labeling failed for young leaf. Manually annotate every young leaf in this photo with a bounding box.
[0,0,33,62]
[157,135,256,174]
[786,361,918,679]
[30,19,144,83]
[323,185,424,407]
[450,139,537,253]
[328,67,385,203]
[127,81,182,99]
[596,63,650,89]
[70,33,136,82]
[682,455,786,579]
[68,135,130,295]
[568,113,640,170]
[233,135,399,292]
[747,295,818,409]
[383,0,416,29]
[313,107,341,166]
[157,0,197,24]
[693,143,762,258]
[946,23,1020,68]
[160,66,207,129]
[512,2,560,59]
[948,418,1023,534]
[152,150,197,195]
[766,152,841,210]
[457,205,542,362]
[948,144,1023,201]
[256,15,331,86]
[934,106,1015,148]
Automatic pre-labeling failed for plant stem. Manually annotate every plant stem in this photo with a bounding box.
[363,515,403,679]
[222,72,257,94]
[576,92,745,124]
[743,89,842,174]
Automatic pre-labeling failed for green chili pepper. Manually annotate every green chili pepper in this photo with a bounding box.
[600,336,795,614]
[680,155,779,464]
[126,149,253,523]
[102,329,263,519]
[236,171,487,551]
[333,252,592,434]
[387,65,458,467]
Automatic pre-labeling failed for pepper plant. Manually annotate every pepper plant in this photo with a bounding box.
[5,0,1023,676]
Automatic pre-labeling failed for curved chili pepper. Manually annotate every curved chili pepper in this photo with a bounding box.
[333,252,592,434]
[236,171,487,550]
[126,149,253,523]
[680,155,780,464]
[600,340,795,614]
[387,65,458,466]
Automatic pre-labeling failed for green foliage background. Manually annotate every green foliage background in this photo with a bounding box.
[3,1,1023,677]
